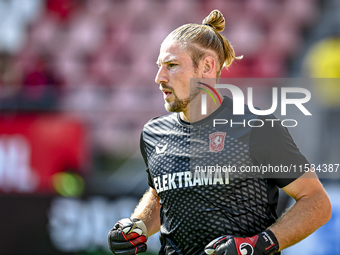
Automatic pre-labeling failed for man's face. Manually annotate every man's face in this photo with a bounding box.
[155,39,201,112]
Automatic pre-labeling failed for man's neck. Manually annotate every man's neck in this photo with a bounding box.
[179,93,223,123]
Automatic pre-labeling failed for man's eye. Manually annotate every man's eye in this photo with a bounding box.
[168,63,177,68]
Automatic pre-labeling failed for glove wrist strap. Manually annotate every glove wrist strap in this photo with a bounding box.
[258,229,279,255]
[131,218,149,239]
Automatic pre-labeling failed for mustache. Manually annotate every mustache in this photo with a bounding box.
[159,83,174,92]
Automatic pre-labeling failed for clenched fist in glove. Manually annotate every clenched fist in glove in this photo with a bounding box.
[108,218,148,255]
[204,230,279,255]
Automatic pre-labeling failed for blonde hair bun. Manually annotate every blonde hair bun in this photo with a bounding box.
[202,10,225,32]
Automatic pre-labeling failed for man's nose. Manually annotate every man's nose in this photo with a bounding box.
[155,65,169,84]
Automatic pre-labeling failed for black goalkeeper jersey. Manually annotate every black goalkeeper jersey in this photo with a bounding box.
[140,97,308,255]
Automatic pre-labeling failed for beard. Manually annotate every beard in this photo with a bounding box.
[164,87,201,112]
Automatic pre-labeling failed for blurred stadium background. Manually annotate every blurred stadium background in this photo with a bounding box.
[0,0,339,254]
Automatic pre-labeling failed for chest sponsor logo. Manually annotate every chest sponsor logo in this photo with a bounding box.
[209,132,226,152]
[155,143,168,154]
[153,170,229,194]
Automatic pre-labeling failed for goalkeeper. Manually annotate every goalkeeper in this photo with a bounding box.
[108,9,331,255]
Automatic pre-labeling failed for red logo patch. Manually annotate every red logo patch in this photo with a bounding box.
[209,132,226,152]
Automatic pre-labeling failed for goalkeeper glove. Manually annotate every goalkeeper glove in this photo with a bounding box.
[204,230,279,255]
[108,218,148,255]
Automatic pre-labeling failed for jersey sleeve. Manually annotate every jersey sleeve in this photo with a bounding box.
[249,115,309,188]
[140,132,155,188]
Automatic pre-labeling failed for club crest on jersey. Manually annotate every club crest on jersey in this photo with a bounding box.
[209,132,226,153]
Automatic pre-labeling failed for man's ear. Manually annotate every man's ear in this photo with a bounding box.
[201,56,216,78]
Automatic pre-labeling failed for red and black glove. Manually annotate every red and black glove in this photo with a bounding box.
[204,230,279,255]
[108,218,148,255]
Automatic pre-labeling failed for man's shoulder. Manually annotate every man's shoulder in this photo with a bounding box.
[141,113,178,147]
[143,112,178,134]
